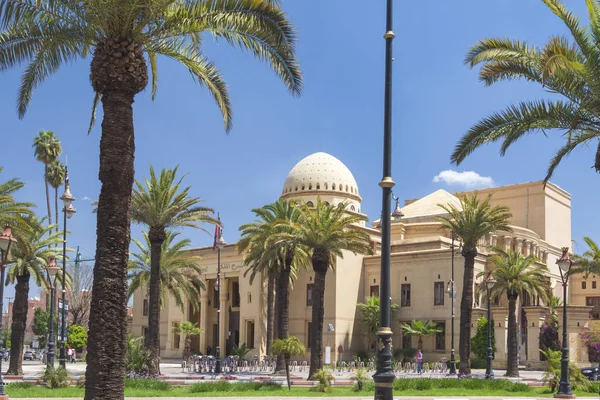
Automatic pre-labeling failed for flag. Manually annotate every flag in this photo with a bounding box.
[213,214,221,250]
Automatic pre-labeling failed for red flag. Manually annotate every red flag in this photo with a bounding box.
[213,224,221,250]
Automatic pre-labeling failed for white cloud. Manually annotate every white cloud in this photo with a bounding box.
[82,196,92,201]
[433,170,494,189]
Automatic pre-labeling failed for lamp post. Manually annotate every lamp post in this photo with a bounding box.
[555,247,574,398]
[446,231,457,375]
[0,226,17,399]
[45,257,60,368]
[373,0,396,398]
[59,168,75,368]
[214,227,226,374]
[485,272,496,379]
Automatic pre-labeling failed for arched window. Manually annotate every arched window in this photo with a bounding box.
[295,186,298,192]
[302,185,305,190]
[308,184,312,190]
[316,183,320,190]
[332,184,336,190]
[324,183,328,190]
[350,205,356,211]
[340,185,343,191]
[307,201,314,208]
[346,185,349,192]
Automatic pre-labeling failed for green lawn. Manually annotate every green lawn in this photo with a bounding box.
[3,386,600,398]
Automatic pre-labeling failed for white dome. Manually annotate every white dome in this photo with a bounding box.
[281,152,360,198]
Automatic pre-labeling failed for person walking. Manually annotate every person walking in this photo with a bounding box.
[416,349,423,374]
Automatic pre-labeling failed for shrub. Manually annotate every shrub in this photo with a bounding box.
[471,317,495,363]
[126,334,152,374]
[67,324,88,352]
[40,366,69,389]
[310,369,334,393]
[541,349,591,392]
[351,368,370,392]
[124,377,171,391]
[470,357,486,369]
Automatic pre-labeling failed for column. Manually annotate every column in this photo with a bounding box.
[515,238,523,255]
[557,305,593,363]
[522,240,530,256]
[199,285,208,354]
[504,236,513,252]
[491,307,509,368]
[491,235,498,247]
[219,278,229,357]
[522,306,548,368]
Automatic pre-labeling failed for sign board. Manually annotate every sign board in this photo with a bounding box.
[57,300,69,342]
[325,346,331,365]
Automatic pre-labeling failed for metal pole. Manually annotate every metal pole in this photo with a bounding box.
[449,232,456,375]
[215,245,222,374]
[47,283,56,368]
[486,289,494,379]
[557,278,572,396]
[59,169,68,369]
[0,253,7,396]
[373,0,395,398]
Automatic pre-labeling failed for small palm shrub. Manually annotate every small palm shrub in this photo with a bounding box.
[127,334,153,374]
[40,366,69,389]
[541,349,591,392]
[351,368,371,392]
[310,368,334,393]
[231,343,250,360]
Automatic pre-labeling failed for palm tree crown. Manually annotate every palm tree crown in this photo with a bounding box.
[452,0,600,181]
[573,237,600,278]
[128,230,204,311]
[0,167,34,231]
[32,131,62,165]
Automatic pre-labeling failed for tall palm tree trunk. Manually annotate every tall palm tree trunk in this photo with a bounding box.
[55,187,59,239]
[86,89,140,400]
[275,264,291,372]
[266,272,274,357]
[44,165,52,226]
[506,292,519,377]
[146,228,165,375]
[459,247,477,375]
[7,273,30,375]
[308,257,328,379]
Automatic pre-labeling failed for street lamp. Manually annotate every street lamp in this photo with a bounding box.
[555,247,574,398]
[0,226,17,399]
[485,272,496,379]
[214,226,226,374]
[445,231,457,375]
[59,168,75,368]
[373,0,396,398]
[45,256,60,368]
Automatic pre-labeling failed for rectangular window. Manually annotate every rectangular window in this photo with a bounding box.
[232,281,241,308]
[401,284,411,307]
[583,282,587,290]
[587,297,600,320]
[402,330,411,349]
[594,281,597,289]
[307,322,312,348]
[142,299,149,316]
[173,322,181,349]
[213,286,219,309]
[434,282,445,306]
[370,285,380,297]
[306,284,314,307]
[246,321,255,349]
[435,322,446,350]
[493,295,500,306]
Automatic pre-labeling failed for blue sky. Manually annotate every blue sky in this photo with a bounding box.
[1,0,599,302]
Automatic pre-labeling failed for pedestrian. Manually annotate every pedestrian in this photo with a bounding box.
[416,349,423,374]
[207,345,212,356]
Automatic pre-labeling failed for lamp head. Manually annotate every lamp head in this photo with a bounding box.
[0,225,17,252]
[556,247,573,273]
[60,183,75,208]
[446,280,453,294]
[328,323,335,332]
[65,204,76,219]
[46,257,60,278]
[485,272,496,290]
[216,232,226,249]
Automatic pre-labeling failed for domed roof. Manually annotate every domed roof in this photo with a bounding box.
[281,152,360,198]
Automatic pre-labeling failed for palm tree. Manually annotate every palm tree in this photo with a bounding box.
[32,131,61,226]
[172,322,202,367]
[476,249,551,377]
[400,320,442,350]
[0,167,34,230]
[271,336,305,390]
[289,198,372,378]
[5,216,63,375]
[452,0,600,181]
[46,161,66,238]
[437,194,512,374]
[356,296,399,351]
[128,230,204,309]
[238,199,304,370]
[573,237,600,278]
[0,1,301,396]
[131,165,216,374]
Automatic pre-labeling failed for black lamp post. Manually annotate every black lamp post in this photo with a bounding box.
[59,167,75,368]
[45,256,61,369]
[372,0,396,398]
[0,226,17,399]
[555,247,574,398]
[214,226,226,374]
[446,231,457,375]
[485,272,496,379]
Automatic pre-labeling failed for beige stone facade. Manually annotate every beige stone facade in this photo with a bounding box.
[131,152,585,367]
